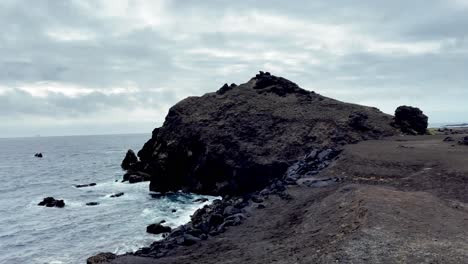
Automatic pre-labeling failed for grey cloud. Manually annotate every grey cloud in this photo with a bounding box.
[0,0,467,137]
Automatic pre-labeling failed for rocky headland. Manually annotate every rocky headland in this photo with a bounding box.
[88,73,467,264]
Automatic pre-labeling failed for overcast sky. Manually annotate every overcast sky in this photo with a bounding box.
[1,0,467,137]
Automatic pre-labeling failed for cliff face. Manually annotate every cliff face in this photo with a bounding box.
[131,72,397,195]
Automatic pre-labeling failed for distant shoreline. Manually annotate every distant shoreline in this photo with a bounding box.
[0,132,150,140]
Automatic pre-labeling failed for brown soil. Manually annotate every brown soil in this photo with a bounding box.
[103,134,468,264]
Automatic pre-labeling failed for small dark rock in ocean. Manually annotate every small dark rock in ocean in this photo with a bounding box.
[38,197,65,208]
[443,136,455,142]
[393,105,428,135]
[75,183,96,188]
[193,198,209,203]
[34,153,43,158]
[110,192,124,198]
[86,252,116,264]
[121,149,138,170]
[171,209,177,213]
[257,204,266,209]
[147,223,172,235]
[458,136,468,145]
[86,202,99,206]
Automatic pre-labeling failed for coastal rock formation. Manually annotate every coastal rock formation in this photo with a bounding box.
[38,197,65,208]
[121,150,138,170]
[393,105,428,135]
[129,72,397,196]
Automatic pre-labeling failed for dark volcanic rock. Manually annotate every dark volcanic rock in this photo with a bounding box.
[444,136,455,142]
[110,192,124,198]
[86,202,99,206]
[123,171,151,183]
[147,223,172,234]
[393,106,428,135]
[34,153,43,158]
[75,183,96,188]
[133,72,397,196]
[193,197,209,203]
[121,149,138,170]
[86,252,116,264]
[38,197,65,208]
[458,136,468,145]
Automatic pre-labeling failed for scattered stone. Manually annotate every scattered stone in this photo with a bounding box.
[38,197,65,208]
[458,136,468,145]
[34,153,43,158]
[443,136,455,142]
[223,205,241,216]
[178,234,201,246]
[257,204,266,209]
[75,183,96,188]
[86,202,99,206]
[110,192,124,198]
[147,223,172,235]
[393,106,428,135]
[251,195,264,203]
[171,209,177,213]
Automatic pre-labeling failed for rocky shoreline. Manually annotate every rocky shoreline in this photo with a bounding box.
[87,72,463,264]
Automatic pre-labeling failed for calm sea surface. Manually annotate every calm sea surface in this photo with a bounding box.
[0,134,214,264]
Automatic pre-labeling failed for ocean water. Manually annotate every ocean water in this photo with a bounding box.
[0,134,215,264]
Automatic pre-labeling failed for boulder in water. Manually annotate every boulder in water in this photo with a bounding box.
[75,183,96,188]
[34,153,43,158]
[110,192,124,198]
[147,223,172,234]
[38,197,65,208]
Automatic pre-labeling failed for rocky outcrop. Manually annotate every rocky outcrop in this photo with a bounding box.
[38,197,65,208]
[128,72,397,196]
[393,106,428,135]
[34,153,43,158]
[121,149,138,170]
